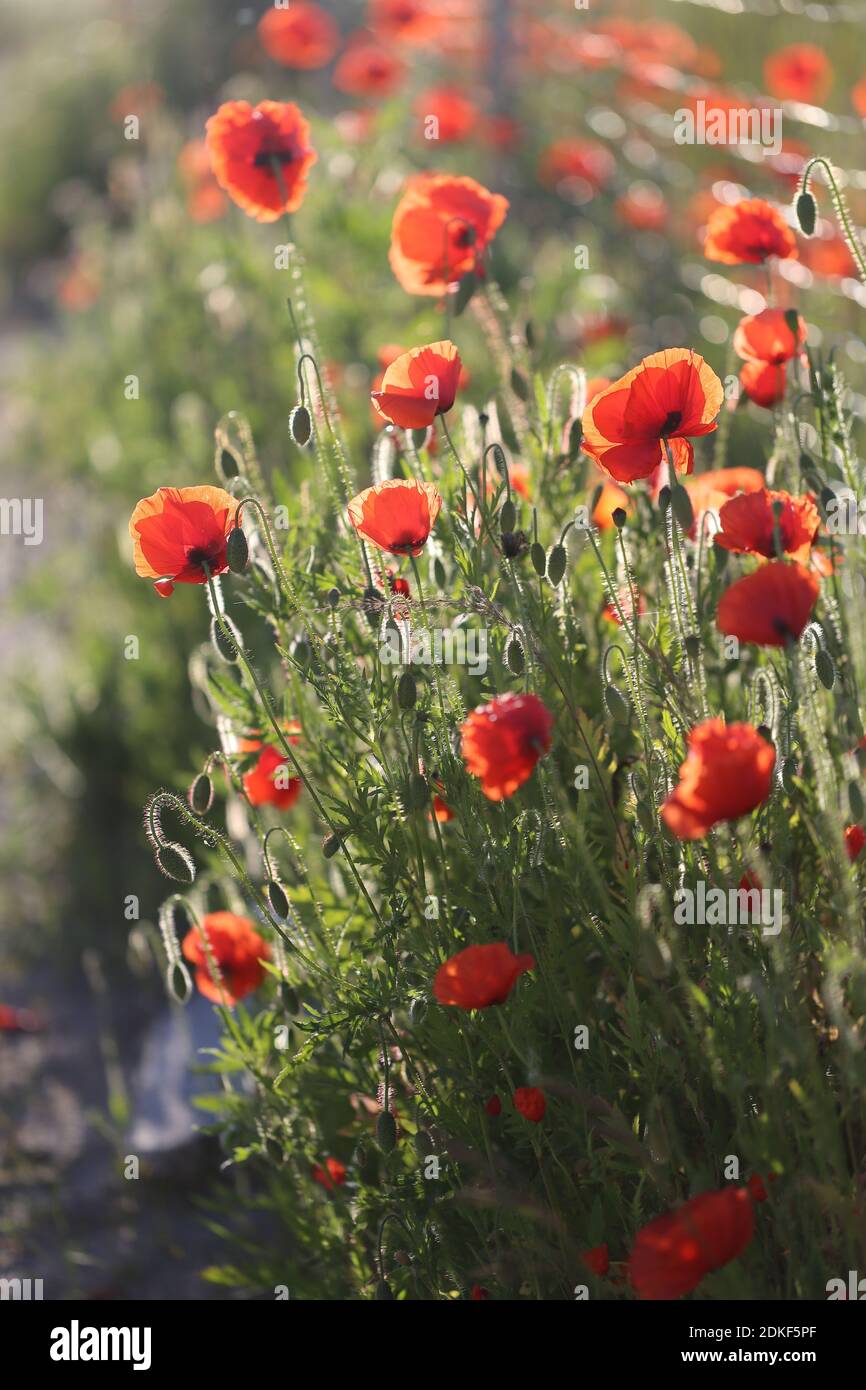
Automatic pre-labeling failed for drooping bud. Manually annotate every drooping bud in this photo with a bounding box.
[547,544,567,585]
[530,542,546,577]
[376,1111,397,1154]
[267,879,290,919]
[671,485,694,533]
[156,842,196,884]
[289,404,312,445]
[188,773,214,816]
[505,635,525,675]
[226,526,249,574]
[500,498,517,533]
[795,191,817,237]
[397,670,417,710]
[604,684,631,724]
[322,832,342,859]
[814,649,835,689]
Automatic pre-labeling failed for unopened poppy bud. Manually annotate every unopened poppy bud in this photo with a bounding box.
[815,649,835,689]
[374,1279,394,1301]
[530,542,546,576]
[567,419,583,460]
[408,773,429,809]
[188,773,214,816]
[453,270,477,316]
[279,981,299,1013]
[411,426,432,451]
[216,447,240,480]
[397,670,416,709]
[226,526,249,574]
[671,485,694,533]
[505,635,525,675]
[510,368,529,401]
[211,616,241,663]
[502,529,525,559]
[612,508,627,530]
[327,587,340,608]
[433,557,446,589]
[525,319,535,349]
[500,498,517,533]
[795,191,817,236]
[604,684,631,724]
[684,634,702,661]
[658,485,671,514]
[376,1111,397,1154]
[322,831,342,859]
[289,404,312,445]
[156,842,196,883]
[849,780,864,821]
[784,309,801,339]
[267,879,289,919]
[154,578,175,598]
[547,544,567,585]
[168,961,192,1004]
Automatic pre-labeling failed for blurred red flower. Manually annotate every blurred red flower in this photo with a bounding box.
[733,309,805,365]
[581,348,723,484]
[764,44,832,105]
[717,560,819,646]
[433,942,535,1009]
[371,340,462,428]
[369,0,445,45]
[348,478,442,556]
[538,138,614,193]
[461,692,553,800]
[178,140,227,223]
[513,1086,546,1123]
[853,77,866,119]
[258,3,339,69]
[703,198,797,266]
[485,1094,502,1117]
[312,1157,348,1190]
[629,1187,755,1300]
[715,489,819,565]
[128,486,235,594]
[182,911,270,1007]
[389,172,508,296]
[205,100,316,222]
[661,719,775,839]
[582,1245,610,1277]
[739,360,788,409]
[243,742,302,811]
[844,825,865,862]
[333,38,405,98]
[470,1284,489,1300]
[415,86,478,142]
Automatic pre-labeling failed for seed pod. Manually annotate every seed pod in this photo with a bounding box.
[500,498,517,533]
[815,649,835,690]
[530,541,546,576]
[279,981,299,1013]
[547,544,567,586]
[375,1279,394,1301]
[795,191,816,237]
[505,635,525,675]
[188,773,214,816]
[376,1111,397,1154]
[211,616,240,663]
[604,684,631,724]
[226,526,249,574]
[267,879,289,919]
[397,670,417,709]
[322,832,342,859]
[289,404,312,445]
[510,368,529,401]
[671,485,694,533]
[168,961,192,1004]
[156,842,196,884]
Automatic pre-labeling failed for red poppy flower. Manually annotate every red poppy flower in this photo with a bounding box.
[481,114,520,150]
[629,1187,755,1300]
[853,77,866,120]
[703,198,797,266]
[348,479,441,556]
[739,361,788,410]
[389,172,509,297]
[415,86,478,143]
[802,234,857,280]
[733,309,805,366]
[181,911,270,1007]
[685,466,766,538]
[485,1094,502,1117]
[461,692,553,800]
[205,100,316,222]
[661,719,775,840]
[747,1172,777,1203]
[332,38,405,98]
[431,791,454,823]
[312,1157,348,1191]
[581,349,723,484]
[258,3,339,69]
[538,138,615,193]
[764,44,832,105]
[129,486,236,595]
[369,0,445,45]
[243,743,302,810]
[582,1245,610,1277]
[371,340,462,428]
[513,1086,546,1123]
[178,141,227,223]
[715,489,819,564]
[603,585,647,627]
[433,942,535,1009]
[717,560,819,647]
[845,824,866,862]
[470,1284,489,1300]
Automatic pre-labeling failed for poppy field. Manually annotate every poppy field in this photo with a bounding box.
[5,0,866,1311]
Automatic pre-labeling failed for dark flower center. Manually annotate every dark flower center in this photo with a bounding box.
[660,411,683,436]
[187,543,223,569]
[254,147,294,169]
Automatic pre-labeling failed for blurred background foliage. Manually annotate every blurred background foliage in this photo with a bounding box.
[1,0,863,971]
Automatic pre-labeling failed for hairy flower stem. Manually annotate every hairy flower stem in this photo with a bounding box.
[799,157,866,288]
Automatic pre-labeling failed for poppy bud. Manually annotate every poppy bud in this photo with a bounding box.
[408,773,429,809]
[188,773,214,816]
[226,526,248,574]
[510,368,529,402]
[658,485,671,514]
[795,191,817,237]
[322,832,342,859]
[671,485,694,533]
[567,419,583,462]
[411,426,432,451]
[211,616,241,663]
[376,1111,397,1154]
[530,542,546,576]
[604,684,631,724]
[849,780,864,821]
[815,649,835,690]
[156,842,196,884]
[547,544,567,585]
[500,498,517,533]
[684,634,702,661]
[327,587,340,609]
[453,270,477,315]
[525,319,535,349]
[168,961,192,1004]
[279,981,299,1013]
[374,1279,394,1301]
[501,529,525,559]
[397,670,417,710]
[612,507,627,530]
[267,879,290,919]
[433,557,446,588]
[216,447,240,481]
[506,635,525,675]
[289,404,312,445]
